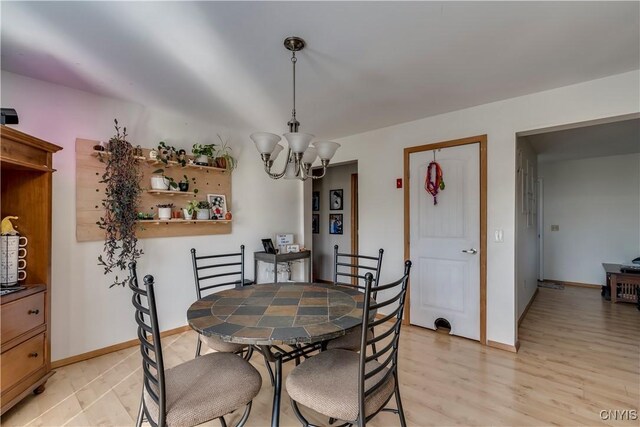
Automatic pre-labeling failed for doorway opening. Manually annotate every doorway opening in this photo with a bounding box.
[311,161,358,282]
[403,135,487,345]
[515,114,640,332]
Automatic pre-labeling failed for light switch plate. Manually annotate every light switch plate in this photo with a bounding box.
[494,229,504,242]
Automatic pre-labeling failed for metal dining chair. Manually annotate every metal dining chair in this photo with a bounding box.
[286,260,412,427]
[326,245,384,351]
[191,246,253,358]
[128,262,262,427]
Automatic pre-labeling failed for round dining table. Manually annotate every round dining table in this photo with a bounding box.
[187,282,367,427]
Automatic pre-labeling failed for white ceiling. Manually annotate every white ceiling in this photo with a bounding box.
[526,118,640,163]
[1,2,639,139]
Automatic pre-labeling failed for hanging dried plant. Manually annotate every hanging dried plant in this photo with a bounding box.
[97,119,143,287]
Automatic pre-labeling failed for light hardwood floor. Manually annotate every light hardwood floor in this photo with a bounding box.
[2,286,638,426]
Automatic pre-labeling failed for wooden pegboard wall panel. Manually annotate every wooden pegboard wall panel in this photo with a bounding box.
[76,138,232,242]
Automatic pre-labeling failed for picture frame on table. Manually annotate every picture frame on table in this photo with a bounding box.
[261,238,276,254]
[312,214,319,234]
[330,189,343,210]
[329,213,343,235]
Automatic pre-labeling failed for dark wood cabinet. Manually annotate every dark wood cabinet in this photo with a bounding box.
[0,126,61,415]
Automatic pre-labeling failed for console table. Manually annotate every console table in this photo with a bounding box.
[254,250,312,283]
[602,263,640,304]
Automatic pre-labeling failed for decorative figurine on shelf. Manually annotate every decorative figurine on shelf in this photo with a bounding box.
[1,216,19,235]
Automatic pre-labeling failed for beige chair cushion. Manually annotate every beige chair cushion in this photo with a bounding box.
[286,349,395,422]
[201,334,246,353]
[144,352,261,426]
[326,328,373,351]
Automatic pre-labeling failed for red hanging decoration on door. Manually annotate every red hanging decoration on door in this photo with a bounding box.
[425,160,445,205]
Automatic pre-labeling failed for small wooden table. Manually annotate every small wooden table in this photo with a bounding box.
[187,282,367,427]
[254,250,312,283]
[602,263,640,304]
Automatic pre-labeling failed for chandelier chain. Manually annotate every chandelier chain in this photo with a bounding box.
[291,51,297,126]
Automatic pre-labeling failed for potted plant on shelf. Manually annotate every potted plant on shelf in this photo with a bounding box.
[156,203,174,220]
[178,175,198,193]
[184,200,199,219]
[97,119,143,288]
[196,200,212,220]
[192,143,216,166]
[214,135,238,172]
[151,169,178,190]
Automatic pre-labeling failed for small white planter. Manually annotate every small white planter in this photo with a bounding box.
[157,207,172,220]
[150,175,170,190]
[194,155,209,165]
[183,209,193,220]
[196,209,210,220]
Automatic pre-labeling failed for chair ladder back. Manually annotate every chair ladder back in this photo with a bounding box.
[357,260,412,424]
[191,245,246,299]
[129,262,166,427]
[333,245,384,296]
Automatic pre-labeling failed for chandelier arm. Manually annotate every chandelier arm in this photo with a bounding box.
[264,148,293,179]
[310,160,330,180]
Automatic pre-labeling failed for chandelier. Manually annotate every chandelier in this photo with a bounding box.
[251,37,340,181]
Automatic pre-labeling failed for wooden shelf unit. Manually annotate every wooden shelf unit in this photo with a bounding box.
[146,189,196,196]
[0,126,62,415]
[76,139,232,241]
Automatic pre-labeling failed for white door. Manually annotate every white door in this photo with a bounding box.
[409,143,480,340]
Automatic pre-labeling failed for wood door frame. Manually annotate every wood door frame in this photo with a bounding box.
[350,173,359,285]
[403,135,488,345]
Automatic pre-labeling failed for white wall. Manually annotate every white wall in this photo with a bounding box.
[539,153,640,285]
[1,71,303,361]
[515,138,539,320]
[312,162,357,281]
[303,70,640,346]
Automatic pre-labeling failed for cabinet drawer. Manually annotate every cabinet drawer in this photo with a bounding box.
[0,333,45,391]
[1,292,45,344]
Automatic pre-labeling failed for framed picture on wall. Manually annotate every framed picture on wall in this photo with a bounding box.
[330,189,343,210]
[329,213,343,235]
[312,191,320,211]
[207,194,227,219]
[312,214,319,234]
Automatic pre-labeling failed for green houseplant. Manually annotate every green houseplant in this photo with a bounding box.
[152,169,178,190]
[196,200,212,220]
[97,119,143,287]
[192,143,217,166]
[214,135,237,172]
[184,200,199,219]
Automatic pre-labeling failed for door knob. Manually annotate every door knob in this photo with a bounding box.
[462,249,478,254]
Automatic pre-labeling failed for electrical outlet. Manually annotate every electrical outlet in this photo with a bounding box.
[551,225,559,231]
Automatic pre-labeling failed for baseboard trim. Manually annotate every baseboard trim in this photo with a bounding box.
[518,288,539,326]
[544,279,601,289]
[487,339,519,353]
[51,325,191,369]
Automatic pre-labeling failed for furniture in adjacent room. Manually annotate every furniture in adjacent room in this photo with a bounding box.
[128,263,261,427]
[0,126,62,415]
[602,263,640,304]
[253,250,312,283]
[187,281,366,427]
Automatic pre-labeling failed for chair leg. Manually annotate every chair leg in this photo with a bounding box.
[195,336,202,358]
[394,382,407,427]
[243,345,254,361]
[219,415,228,427]
[262,352,275,386]
[236,402,253,427]
[136,392,144,427]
